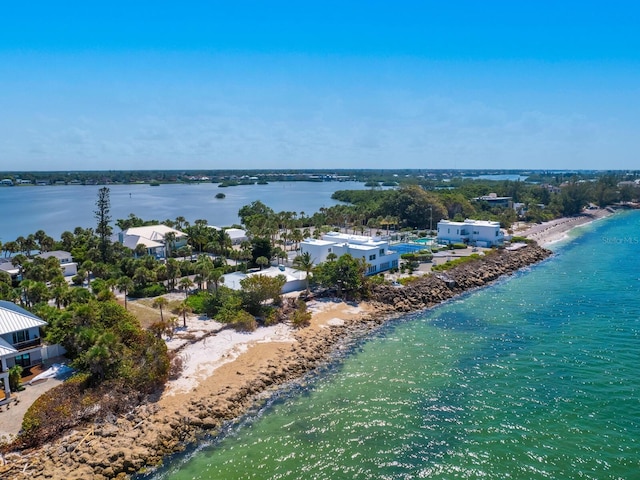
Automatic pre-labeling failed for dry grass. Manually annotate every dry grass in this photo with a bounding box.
[122,301,162,329]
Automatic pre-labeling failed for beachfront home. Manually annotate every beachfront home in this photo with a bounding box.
[0,301,57,405]
[223,265,307,294]
[300,232,400,275]
[36,251,78,277]
[437,219,504,247]
[113,225,187,259]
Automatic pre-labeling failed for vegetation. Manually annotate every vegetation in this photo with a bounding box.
[1,169,638,450]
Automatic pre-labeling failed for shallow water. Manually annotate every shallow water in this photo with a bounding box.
[146,211,640,479]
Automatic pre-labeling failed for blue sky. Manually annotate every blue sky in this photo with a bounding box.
[1,1,639,171]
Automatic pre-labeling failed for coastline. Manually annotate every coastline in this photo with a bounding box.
[1,243,553,479]
[516,208,614,247]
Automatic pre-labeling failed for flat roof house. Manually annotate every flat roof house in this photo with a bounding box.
[437,219,505,247]
[300,232,399,275]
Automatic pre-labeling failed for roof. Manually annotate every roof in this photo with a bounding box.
[37,250,73,262]
[123,225,186,242]
[0,301,47,336]
[121,234,164,250]
[0,336,17,357]
[438,219,501,227]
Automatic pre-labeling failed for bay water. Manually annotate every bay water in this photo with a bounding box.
[0,181,367,242]
[149,210,640,479]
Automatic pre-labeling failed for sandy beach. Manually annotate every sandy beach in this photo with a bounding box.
[0,241,567,479]
[516,208,613,246]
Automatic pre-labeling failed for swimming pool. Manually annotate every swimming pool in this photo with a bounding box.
[391,243,429,254]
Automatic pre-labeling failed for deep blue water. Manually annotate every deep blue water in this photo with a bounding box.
[148,210,640,479]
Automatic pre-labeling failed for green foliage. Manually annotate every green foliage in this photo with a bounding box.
[251,237,273,266]
[510,236,534,244]
[312,253,368,300]
[431,254,483,271]
[450,243,468,249]
[231,310,258,332]
[8,365,23,392]
[60,300,169,389]
[129,283,166,298]
[290,300,312,328]
[240,274,286,315]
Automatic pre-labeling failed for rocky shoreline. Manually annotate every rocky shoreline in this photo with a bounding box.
[0,244,552,480]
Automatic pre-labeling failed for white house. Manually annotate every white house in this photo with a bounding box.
[36,250,78,277]
[114,225,188,258]
[223,265,307,294]
[0,301,50,404]
[437,219,504,247]
[209,226,248,245]
[300,232,400,275]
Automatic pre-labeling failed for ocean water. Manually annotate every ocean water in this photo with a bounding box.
[149,211,640,480]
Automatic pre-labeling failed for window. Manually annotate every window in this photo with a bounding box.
[327,248,331,252]
[369,254,376,261]
[367,265,377,274]
[12,330,29,345]
[379,249,385,256]
[14,353,31,368]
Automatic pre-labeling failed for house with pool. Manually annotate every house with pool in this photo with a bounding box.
[300,232,399,275]
[436,219,505,247]
[113,225,188,259]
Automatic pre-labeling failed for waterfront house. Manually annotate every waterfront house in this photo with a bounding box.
[0,301,51,404]
[300,232,399,275]
[223,265,307,294]
[437,219,504,247]
[114,225,187,259]
[36,250,78,277]
[209,226,248,245]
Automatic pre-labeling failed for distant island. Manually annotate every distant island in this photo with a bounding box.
[2,168,638,188]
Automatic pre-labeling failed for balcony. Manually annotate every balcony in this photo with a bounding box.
[13,337,42,351]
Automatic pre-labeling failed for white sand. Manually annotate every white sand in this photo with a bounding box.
[165,323,294,395]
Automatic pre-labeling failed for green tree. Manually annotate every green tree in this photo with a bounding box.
[313,254,368,300]
[256,256,270,271]
[152,296,169,322]
[293,252,314,294]
[95,187,113,263]
[116,276,134,310]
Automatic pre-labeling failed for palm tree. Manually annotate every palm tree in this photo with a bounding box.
[164,231,177,258]
[293,252,314,294]
[179,277,194,298]
[207,268,225,296]
[175,301,193,328]
[256,256,270,271]
[116,276,134,310]
[152,297,169,322]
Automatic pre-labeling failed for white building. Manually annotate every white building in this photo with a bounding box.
[437,219,504,247]
[209,226,248,245]
[300,232,399,275]
[36,250,78,277]
[223,265,307,294]
[114,225,188,258]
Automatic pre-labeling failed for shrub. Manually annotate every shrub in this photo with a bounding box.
[290,300,312,328]
[451,243,468,249]
[8,365,23,392]
[510,236,534,244]
[232,310,258,332]
[130,283,166,298]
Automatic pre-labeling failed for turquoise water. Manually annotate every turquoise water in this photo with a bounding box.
[150,211,640,479]
[391,243,427,254]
